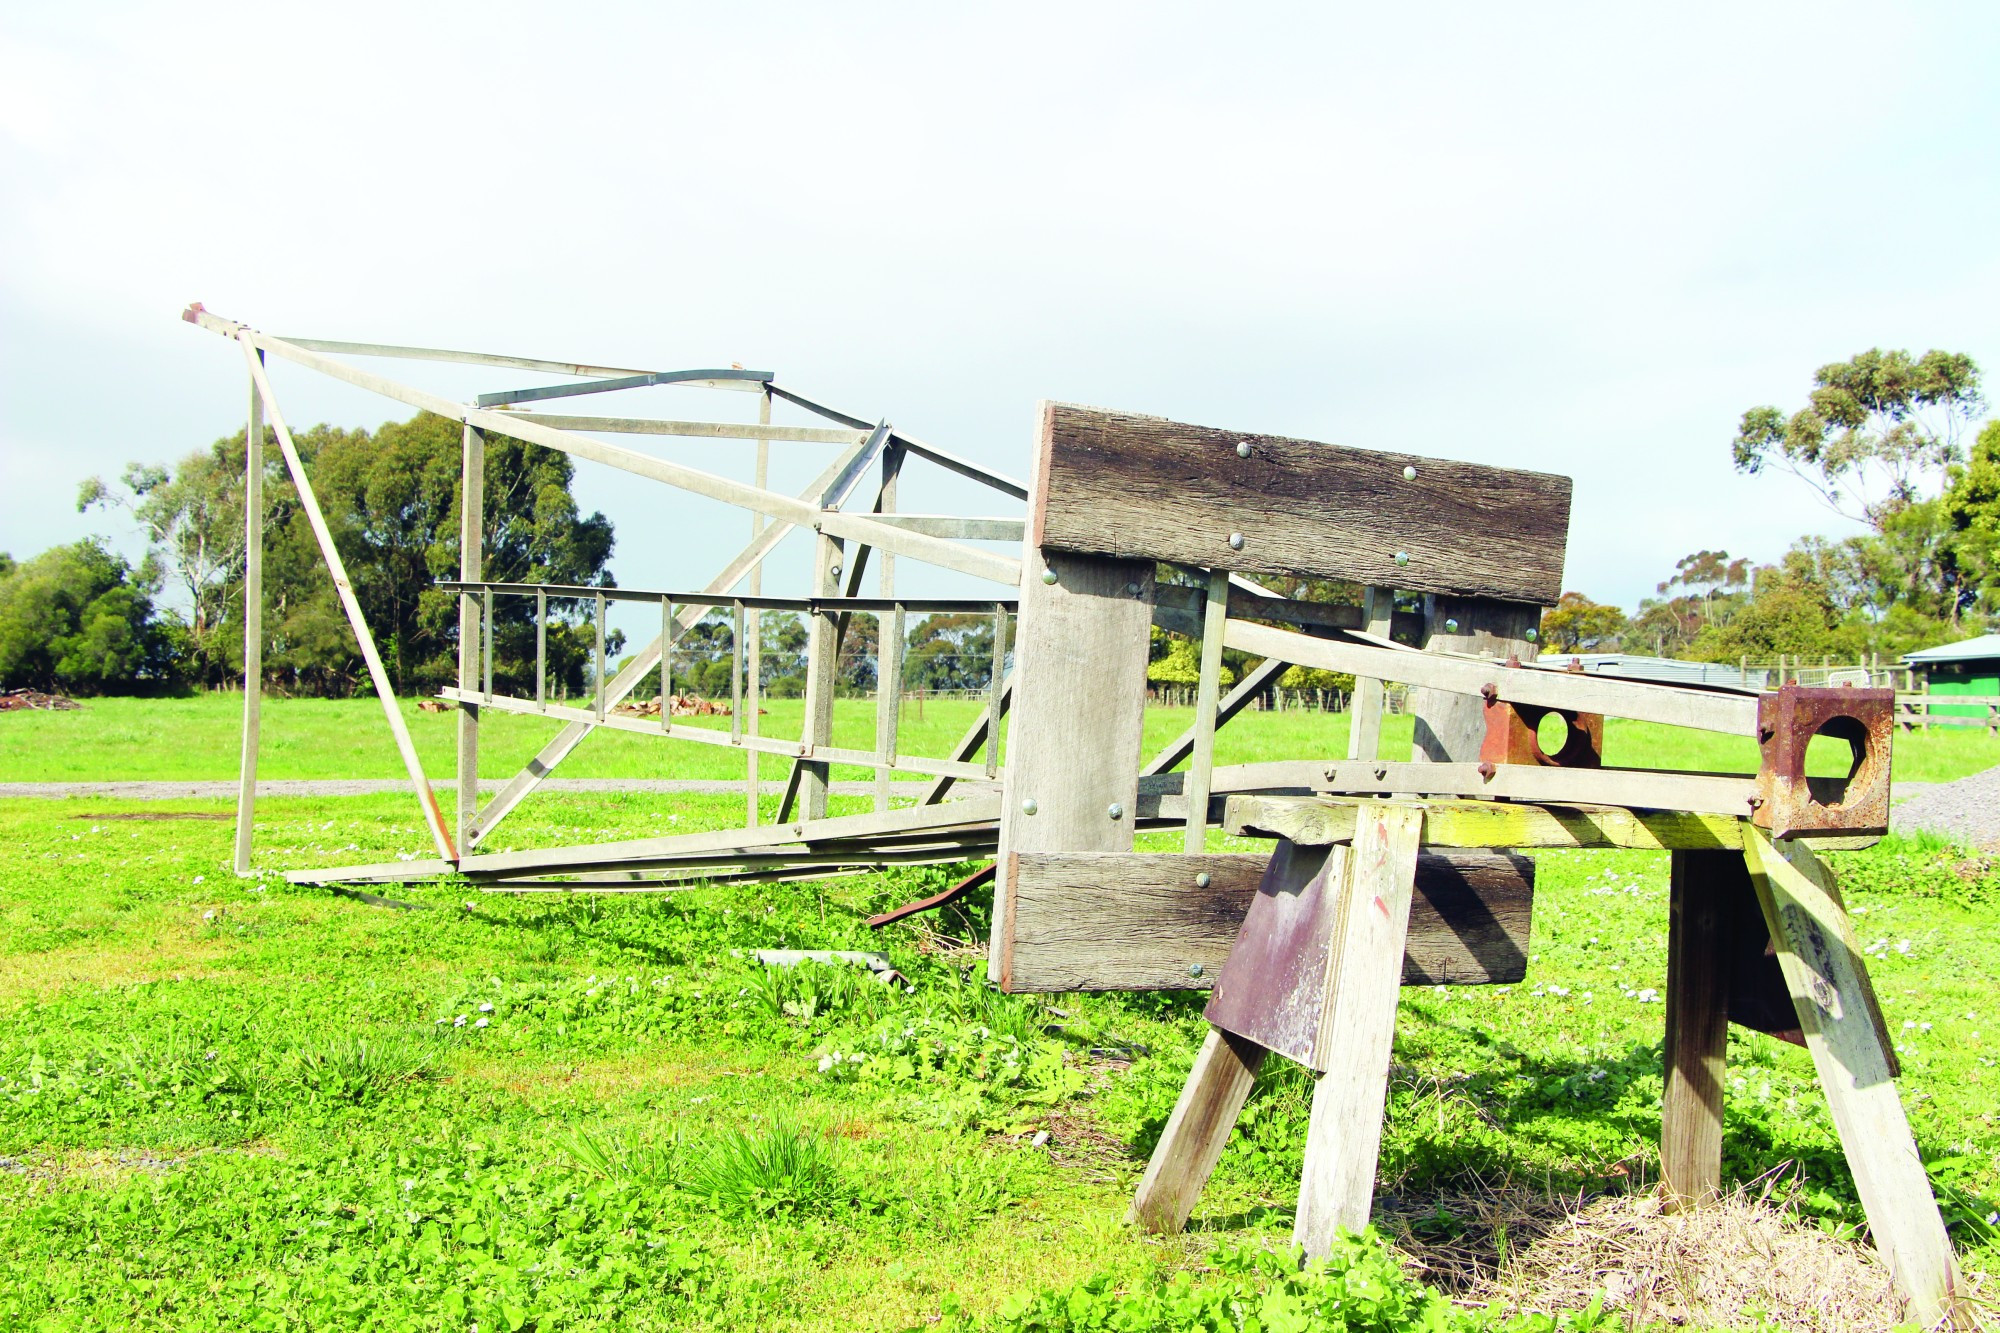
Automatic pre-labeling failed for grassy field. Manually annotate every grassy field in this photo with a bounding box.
[0,701,1995,1329]
[6,693,2000,785]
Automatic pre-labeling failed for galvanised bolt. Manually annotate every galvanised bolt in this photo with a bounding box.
[1228,533,1244,551]
[1402,465,1417,481]
[830,564,842,578]
[1394,551,1410,566]
[1525,628,1539,642]
[1041,567,1059,586]
[1107,802,1125,820]
[1021,798,1039,815]
[1445,618,1459,633]
[1194,872,1211,888]
[1189,962,1205,978]
[1236,441,1252,458]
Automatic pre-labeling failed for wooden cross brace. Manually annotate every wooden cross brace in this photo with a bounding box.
[1130,800,1971,1329]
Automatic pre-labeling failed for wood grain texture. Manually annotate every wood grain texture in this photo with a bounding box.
[1224,618,1760,736]
[1661,849,1731,1209]
[1223,793,1879,852]
[1294,804,1425,1255]
[1741,829,1968,1328]
[1031,403,1572,604]
[1004,848,1532,993]
[991,547,1157,985]
[1348,587,1394,761]
[1412,596,1541,763]
[1128,1028,1268,1235]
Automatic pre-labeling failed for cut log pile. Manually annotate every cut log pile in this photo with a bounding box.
[616,694,760,718]
[0,688,82,712]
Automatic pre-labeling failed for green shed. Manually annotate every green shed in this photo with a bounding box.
[1904,634,2000,717]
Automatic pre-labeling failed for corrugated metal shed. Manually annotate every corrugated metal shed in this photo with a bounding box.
[1903,634,2000,665]
[1535,653,1765,693]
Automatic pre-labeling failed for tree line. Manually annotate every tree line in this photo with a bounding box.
[0,411,1019,698]
[1542,348,1993,662]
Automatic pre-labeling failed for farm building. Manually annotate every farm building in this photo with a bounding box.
[1533,652,1766,691]
[1903,633,2000,717]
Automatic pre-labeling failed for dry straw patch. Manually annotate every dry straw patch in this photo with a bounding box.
[1384,1182,1993,1331]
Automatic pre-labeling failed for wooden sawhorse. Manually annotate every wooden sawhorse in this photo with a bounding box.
[1129,797,1970,1329]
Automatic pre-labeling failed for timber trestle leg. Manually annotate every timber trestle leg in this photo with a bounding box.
[1130,803,1425,1258]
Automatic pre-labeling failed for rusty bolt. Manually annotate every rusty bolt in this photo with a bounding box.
[1480,682,1499,703]
[1478,761,1497,779]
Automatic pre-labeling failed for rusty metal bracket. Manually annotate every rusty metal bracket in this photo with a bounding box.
[1479,699,1604,770]
[1751,684,1892,837]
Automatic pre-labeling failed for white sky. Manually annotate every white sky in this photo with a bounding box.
[4,2,1997,632]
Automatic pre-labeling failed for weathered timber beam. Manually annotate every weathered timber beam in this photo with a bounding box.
[1000,849,1532,992]
[457,795,1003,876]
[1317,760,1760,820]
[1223,794,1879,851]
[1223,618,1759,735]
[1033,402,1571,604]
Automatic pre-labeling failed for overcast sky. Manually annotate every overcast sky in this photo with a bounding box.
[4,2,1997,629]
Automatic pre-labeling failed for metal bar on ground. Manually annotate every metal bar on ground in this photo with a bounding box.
[233,351,265,876]
[239,341,455,861]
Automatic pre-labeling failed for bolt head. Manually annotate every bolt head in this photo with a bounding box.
[1228,532,1244,551]
[1106,802,1125,820]
[1194,872,1212,888]
[1394,551,1410,566]
[1402,465,1417,481]
[1525,628,1539,642]
[1189,962,1205,978]
[1236,441,1252,458]
[1444,618,1459,633]
[1021,798,1039,815]
[1125,581,1140,596]
[1041,567,1059,586]
[830,564,842,578]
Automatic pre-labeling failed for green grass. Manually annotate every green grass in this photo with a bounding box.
[5,694,1998,784]
[0,699,1996,1327]
[0,794,1993,1329]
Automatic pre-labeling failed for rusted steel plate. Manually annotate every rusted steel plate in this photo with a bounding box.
[1203,841,1347,1068]
[1752,685,1892,836]
[1478,699,1603,769]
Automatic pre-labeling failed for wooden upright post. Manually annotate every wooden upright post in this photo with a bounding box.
[1129,1028,1268,1233]
[1661,848,1732,1208]
[1293,803,1425,1254]
[1411,595,1541,762]
[455,425,485,852]
[1346,587,1394,760]
[232,352,265,877]
[1183,567,1231,852]
[1741,829,1968,1328]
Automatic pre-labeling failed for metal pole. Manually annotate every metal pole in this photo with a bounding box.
[661,595,673,735]
[731,598,745,745]
[482,592,494,702]
[232,351,265,876]
[455,425,485,852]
[535,589,546,712]
[874,445,903,812]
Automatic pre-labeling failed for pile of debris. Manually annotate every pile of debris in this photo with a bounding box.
[0,689,82,712]
[617,694,745,718]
